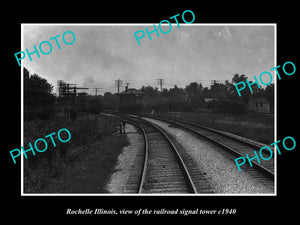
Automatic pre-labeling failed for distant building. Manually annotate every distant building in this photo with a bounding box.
[76,93,102,114]
[248,98,270,113]
[119,87,143,112]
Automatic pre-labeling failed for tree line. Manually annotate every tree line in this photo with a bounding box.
[24,66,274,120]
[24,67,56,120]
[104,74,274,113]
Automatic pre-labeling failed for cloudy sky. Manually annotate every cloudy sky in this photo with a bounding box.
[22,24,275,95]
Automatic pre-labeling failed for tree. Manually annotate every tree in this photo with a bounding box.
[140,86,160,111]
[231,73,255,103]
[24,67,56,120]
[232,73,247,84]
[185,82,204,111]
[24,67,30,79]
[141,85,159,97]
[166,85,187,111]
[210,82,229,100]
[102,92,117,110]
[185,82,202,98]
[24,68,55,105]
[264,84,274,108]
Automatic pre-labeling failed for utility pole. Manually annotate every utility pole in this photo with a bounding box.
[210,80,219,87]
[157,79,164,109]
[57,80,88,121]
[93,88,101,96]
[72,86,89,104]
[157,79,164,92]
[114,79,123,111]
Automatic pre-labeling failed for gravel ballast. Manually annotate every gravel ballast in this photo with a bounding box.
[105,124,143,193]
[144,118,274,194]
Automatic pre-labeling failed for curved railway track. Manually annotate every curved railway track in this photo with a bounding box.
[136,119,196,193]
[144,114,275,181]
[104,113,214,194]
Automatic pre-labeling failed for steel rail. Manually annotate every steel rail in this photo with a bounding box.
[136,122,148,194]
[108,113,198,194]
[147,114,269,149]
[139,118,198,194]
[145,115,275,180]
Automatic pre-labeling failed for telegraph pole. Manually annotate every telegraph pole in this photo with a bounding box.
[93,88,101,96]
[114,79,123,111]
[210,80,219,87]
[157,79,164,108]
[157,79,164,92]
[57,80,88,121]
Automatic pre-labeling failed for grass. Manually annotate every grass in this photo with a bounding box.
[163,112,274,144]
[23,114,128,193]
[40,134,128,193]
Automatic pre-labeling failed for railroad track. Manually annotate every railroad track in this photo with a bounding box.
[103,113,214,194]
[144,114,275,181]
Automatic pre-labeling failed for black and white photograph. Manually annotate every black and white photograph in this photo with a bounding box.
[21,24,275,195]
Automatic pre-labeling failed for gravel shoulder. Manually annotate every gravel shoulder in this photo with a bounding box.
[105,124,143,193]
[144,118,274,194]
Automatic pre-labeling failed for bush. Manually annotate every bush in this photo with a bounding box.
[216,100,246,113]
[36,104,56,120]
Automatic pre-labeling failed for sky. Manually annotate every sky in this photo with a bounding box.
[22,24,275,95]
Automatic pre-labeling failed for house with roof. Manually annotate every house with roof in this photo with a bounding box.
[248,98,270,113]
